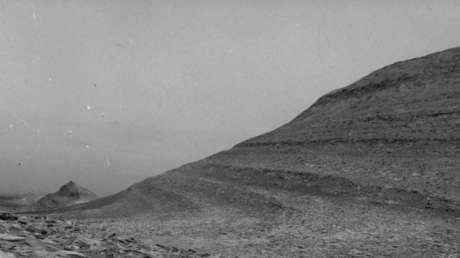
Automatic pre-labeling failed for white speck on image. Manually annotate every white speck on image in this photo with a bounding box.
[32,11,39,20]
[105,157,111,168]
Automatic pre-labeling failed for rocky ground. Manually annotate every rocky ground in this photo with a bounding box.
[1,189,460,258]
[62,193,460,257]
[2,48,460,258]
[0,213,215,258]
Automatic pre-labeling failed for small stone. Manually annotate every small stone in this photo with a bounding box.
[34,233,46,239]
[55,250,86,257]
[155,244,167,249]
[349,248,363,255]
[0,233,25,242]
[75,237,103,251]
[18,216,28,225]
[64,245,74,251]
[42,238,58,245]
[105,232,117,237]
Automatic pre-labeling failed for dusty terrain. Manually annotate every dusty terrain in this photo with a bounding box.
[2,195,459,257]
[2,47,460,257]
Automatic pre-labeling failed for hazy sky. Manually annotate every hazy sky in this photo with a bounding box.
[1,0,460,195]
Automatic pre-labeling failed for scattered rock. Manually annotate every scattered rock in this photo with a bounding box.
[0,214,215,258]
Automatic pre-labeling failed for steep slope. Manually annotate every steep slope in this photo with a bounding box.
[72,47,460,217]
[36,181,98,209]
[224,46,460,204]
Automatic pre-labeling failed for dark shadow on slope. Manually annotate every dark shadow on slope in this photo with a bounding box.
[185,163,460,217]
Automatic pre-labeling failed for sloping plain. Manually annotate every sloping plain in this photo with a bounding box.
[62,47,460,257]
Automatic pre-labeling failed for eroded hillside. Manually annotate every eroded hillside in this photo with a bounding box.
[70,47,460,218]
[8,47,460,258]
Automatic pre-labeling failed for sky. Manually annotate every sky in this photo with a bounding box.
[1,0,460,195]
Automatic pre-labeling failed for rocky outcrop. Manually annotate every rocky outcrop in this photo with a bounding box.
[36,182,98,210]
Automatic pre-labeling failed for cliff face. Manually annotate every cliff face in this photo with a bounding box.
[73,47,460,217]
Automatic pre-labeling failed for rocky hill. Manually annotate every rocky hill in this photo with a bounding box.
[36,181,98,210]
[12,47,460,257]
[233,46,460,203]
[68,47,460,218]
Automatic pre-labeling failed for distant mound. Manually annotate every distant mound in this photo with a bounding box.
[69,47,460,217]
[36,181,98,210]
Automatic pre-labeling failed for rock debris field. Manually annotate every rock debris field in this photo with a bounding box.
[0,213,215,258]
